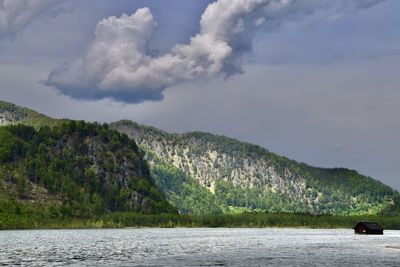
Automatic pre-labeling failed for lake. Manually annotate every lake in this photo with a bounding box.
[0,228,399,266]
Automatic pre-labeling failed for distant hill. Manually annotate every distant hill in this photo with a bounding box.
[111,120,399,216]
[1,100,398,217]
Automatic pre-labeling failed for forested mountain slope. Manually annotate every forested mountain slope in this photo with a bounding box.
[0,121,176,223]
[111,120,399,216]
[1,100,398,217]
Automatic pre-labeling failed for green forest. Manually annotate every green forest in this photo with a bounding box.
[1,101,400,230]
[0,121,176,228]
[151,160,400,216]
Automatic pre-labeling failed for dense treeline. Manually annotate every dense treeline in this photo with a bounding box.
[1,199,400,230]
[0,121,176,220]
[104,212,400,229]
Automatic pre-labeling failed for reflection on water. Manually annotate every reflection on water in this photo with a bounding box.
[0,228,399,266]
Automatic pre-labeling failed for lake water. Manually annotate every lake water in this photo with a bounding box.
[0,228,399,266]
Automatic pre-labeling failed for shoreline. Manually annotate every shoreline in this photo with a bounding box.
[2,225,400,231]
[2,211,400,231]
[0,226,355,231]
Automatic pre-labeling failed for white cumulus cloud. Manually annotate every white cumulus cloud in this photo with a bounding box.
[46,0,386,103]
[0,0,65,37]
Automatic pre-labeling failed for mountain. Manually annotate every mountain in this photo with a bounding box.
[1,100,399,217]
[0,112,176,223]
[111,120,399,216]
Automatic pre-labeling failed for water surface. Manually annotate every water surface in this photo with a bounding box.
[1,228,399,266]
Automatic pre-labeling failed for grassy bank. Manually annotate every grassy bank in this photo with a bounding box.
[103,212,400,229]
[1,211,400,230]
[1,196,399,230]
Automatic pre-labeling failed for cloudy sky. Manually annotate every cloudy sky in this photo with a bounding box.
[1,0,399,189]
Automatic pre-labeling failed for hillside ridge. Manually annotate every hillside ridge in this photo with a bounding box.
[1,100,398,216]
[0,113,176,227]
[111,119,399,215]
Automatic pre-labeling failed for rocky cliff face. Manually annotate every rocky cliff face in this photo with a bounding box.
[0,104,27,125]
[111,120,398,215]
[131,129,306,199]
[0,108,26,126]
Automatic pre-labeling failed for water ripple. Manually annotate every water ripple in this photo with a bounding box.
[0,228,399,266]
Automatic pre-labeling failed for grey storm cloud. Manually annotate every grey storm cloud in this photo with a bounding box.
[45,0,386,104]
[0,0,65,38]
